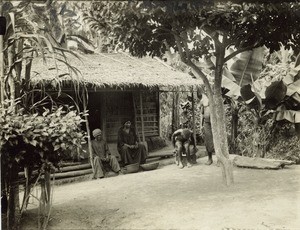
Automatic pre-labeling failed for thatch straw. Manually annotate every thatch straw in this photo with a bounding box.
[31,53,203,89]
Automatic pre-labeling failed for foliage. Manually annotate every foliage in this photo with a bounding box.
[0,100,86,170]
[159,92,173,140]
[236,106,274,157]
[0,100,86,229]
[1,0,90,105]
[266,122,300,164]
[221,44,300,156]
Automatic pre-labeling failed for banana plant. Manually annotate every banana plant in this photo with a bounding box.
[201,44,300,156]
[223,45,300,156]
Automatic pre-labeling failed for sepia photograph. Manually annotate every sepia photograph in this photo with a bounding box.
[0,0,299,229]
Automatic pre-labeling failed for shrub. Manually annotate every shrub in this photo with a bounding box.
[0,103,86,170]
[0,100,87,229]
[266,122,300,164]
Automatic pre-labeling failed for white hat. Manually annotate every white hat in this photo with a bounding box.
[92,129,102,137]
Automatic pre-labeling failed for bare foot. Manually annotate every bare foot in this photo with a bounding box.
[178,162,184,169]
[205,159,213,165]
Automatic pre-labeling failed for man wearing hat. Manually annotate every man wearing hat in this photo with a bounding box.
[92,128,122,179]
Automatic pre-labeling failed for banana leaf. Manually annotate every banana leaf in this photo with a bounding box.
[264,80,287,109]
[276,109,300,123]
[229,47,265,87]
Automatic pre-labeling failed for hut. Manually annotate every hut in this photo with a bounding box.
[31,52,203,154]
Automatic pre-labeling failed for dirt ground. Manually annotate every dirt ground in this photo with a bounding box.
[21,156,300,230]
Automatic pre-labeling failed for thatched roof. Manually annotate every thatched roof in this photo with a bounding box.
[31,52,203,89]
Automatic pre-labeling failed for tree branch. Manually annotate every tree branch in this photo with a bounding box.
[174,32,213,97]
[202,26,221,48]
[224,45,255,63]
[214,42,225,91]
[174,33,186,63]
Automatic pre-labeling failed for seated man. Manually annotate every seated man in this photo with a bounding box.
[172,128,197,169]
[117,120,148,166]
[92,129,122,179]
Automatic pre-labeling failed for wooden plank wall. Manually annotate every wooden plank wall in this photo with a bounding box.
[135,92,159,138]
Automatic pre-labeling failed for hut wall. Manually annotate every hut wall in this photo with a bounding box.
[105,92,134,142]
[103,91,159,142]
[84,90,160,143]
[135,92,159,139]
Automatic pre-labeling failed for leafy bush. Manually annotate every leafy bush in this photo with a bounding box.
[266,122,300,164]
[0,101,86,170]
[236,107,274,157]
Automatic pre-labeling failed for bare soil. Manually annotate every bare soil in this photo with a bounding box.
[21,156,300,230]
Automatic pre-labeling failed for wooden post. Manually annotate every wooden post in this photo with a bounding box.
[82,91,94,173]
[139,91,146,142]
[100,93,107,138]
[132,92,141,142]
[0,4,5,104]
[158,91,162,137]
[172,89,180,132]
[191,87,196,144]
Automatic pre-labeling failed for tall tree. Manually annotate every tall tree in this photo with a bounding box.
[85,1,299,185]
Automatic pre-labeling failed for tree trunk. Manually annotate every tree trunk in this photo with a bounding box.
[210,93,234,186]
[7,162,21,230]
[208,43,234,186]
[42,170,51,229]
[20,167,33,214]
[15,39,23,99]
[24,54,33,92]
[230,106,239,154]
[178,34,234,185]
[8,45,16,103]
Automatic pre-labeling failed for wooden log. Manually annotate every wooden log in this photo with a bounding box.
[19,163,92,178]
[259,158,295,165]
[147,152,174,159]
[51,168,93,179]
[59,162,82,167]
[53,175,91,186]
[233,155,295,169]
[57,163,92,173]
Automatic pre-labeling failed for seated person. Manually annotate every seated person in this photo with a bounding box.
[172,128,197,169]
[92,129,122,179]
[117,120,148,166]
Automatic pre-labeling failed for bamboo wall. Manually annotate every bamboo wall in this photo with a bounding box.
[135,92,159,139]
[89,91,160,143]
